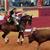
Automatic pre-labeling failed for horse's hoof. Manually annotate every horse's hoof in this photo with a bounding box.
[4,37,9,44]
[16,39,20,44]
[5,39,9,44]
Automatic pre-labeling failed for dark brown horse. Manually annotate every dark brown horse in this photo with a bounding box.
[1,15,32,43]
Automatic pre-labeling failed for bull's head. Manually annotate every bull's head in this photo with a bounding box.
[28,27,37,43]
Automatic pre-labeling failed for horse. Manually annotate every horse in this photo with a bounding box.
[1,15,32,43]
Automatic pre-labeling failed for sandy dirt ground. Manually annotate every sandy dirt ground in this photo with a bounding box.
[0,32,50,50]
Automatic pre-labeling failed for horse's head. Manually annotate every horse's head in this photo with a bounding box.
[24,15,32,25]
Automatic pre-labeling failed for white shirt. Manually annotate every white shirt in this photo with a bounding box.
[0,15,4,20]
[12,13,20,25]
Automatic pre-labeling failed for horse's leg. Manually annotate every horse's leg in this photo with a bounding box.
[17,32,24,45]
[20,32,24,45]
[17,32,21,43]
[21,32,24,41]
[2,29,10,43]
[2,29,9,38]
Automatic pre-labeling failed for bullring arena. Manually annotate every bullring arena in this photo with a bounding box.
[0,0,50,50]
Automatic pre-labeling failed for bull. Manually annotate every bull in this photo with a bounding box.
[28,27,50,45]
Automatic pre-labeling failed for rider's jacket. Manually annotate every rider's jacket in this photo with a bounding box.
[12,13,21,25]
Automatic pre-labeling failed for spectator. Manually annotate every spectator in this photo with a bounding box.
[31,0,37,6]
[43,0,50,6]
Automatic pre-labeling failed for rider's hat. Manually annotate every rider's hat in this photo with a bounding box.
[15,12,22,16]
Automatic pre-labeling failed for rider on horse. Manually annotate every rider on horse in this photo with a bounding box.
[8,8,22,31]
[1,8,32,44]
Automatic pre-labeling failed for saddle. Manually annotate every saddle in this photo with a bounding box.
[7,17,14,25]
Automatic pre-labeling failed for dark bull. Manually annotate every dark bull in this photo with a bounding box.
[28,28,50,45]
